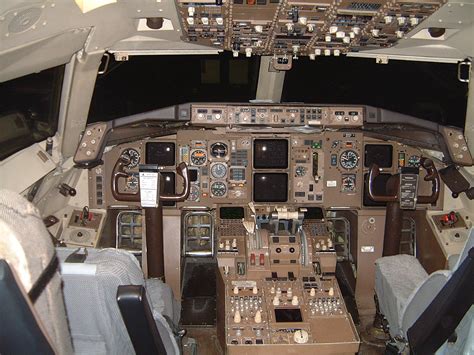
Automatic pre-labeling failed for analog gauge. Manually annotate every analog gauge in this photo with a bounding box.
[210,142,228,158]
[295,166,307,177]
[342,175,356,192]
[408,155,421,167]
[121,148,140,169]
[340,150,359,170]
[211,162,227,179]
[210,181,227,197]
[190,149,207,166]
[126,174,139,190]
[188,185,200,201]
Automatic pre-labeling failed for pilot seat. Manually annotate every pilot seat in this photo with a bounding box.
[374,228,474,353]
[0,189,182,355]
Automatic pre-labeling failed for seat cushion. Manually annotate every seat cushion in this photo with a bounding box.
[375,254,428,338]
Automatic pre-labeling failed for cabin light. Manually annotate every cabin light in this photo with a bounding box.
[74,0,117,13]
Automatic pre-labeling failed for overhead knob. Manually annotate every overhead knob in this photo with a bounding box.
[187,6,195,16]
[252,286,258,295]
[397,16,406,25]
[234,310,241,323]
[255,25,263,33]
[233,286,239,295]
[310,288,316,297]
[299,16,307,25]
[245,47,252,57]
[270,286,275,294]
[216,17,224,25]
[254,310,262,323]
[291,296,299,306]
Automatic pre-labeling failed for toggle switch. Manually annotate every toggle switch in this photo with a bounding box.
[310,288,316,297]
[329,287,334,296]
[252,286,258,295]
[233,286,239,295]
[232,238,237,248]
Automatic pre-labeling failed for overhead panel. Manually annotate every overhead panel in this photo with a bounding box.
[176,0,446,58]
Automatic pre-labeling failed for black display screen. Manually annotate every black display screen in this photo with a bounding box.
[146,142,176,166]
[220,207,245,220]
[364,144,393,168]
[303,207,324,220]
[253,139,288,169]
[189,169,199,182]
[253,173,288,202]
[161,172,175,207]
[275,308,303,322]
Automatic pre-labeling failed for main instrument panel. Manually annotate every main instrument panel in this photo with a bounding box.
[175,0,446,58]
[88,104,450,211]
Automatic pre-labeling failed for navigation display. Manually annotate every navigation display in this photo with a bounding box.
[253,173,288,202]
[364,144,393,168]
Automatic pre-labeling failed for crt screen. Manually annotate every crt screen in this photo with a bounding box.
[253,139,288,169]
[253,173,288,202]
[364,144,393,168]
[275,308,303,322]
[146,142,176,166]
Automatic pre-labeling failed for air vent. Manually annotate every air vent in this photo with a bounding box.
[347,2,381,11]
[8,8,42,33]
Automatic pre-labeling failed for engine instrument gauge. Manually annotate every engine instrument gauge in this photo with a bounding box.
[211,162,227,179]
[190,149,207,166]
[188,185,200,201]
[210,142,228,158]
[210,181,227,197]
[121,148,140,169]
[341,174,356,192]
[340,150,359,170]
[408,155,421,167]
[295,166,307,177]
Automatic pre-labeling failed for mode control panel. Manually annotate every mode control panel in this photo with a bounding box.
[191,104,364,127]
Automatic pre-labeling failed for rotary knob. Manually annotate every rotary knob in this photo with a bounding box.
[293,329,309,344]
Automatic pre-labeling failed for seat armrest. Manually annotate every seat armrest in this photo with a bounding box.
[117,285,167,355]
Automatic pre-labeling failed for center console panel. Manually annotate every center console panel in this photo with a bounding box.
[216,209,360,354]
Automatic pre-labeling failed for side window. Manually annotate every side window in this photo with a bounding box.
[0,65,64,160]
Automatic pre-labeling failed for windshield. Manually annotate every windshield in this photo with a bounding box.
[88,55,468,129]
[88,53,260,123]
[283,57,468,128]
[0,65,64,160]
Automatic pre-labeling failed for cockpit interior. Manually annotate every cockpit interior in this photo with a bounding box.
[0,0,473,354]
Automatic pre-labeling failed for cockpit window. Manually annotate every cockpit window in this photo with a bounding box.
[0,65,64,160]
[87,53,260,123]
[282,57,468,128]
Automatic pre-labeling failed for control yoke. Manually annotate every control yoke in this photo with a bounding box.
[111,155,190,202]
[367,157,440,256]
[368,157,440,205]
